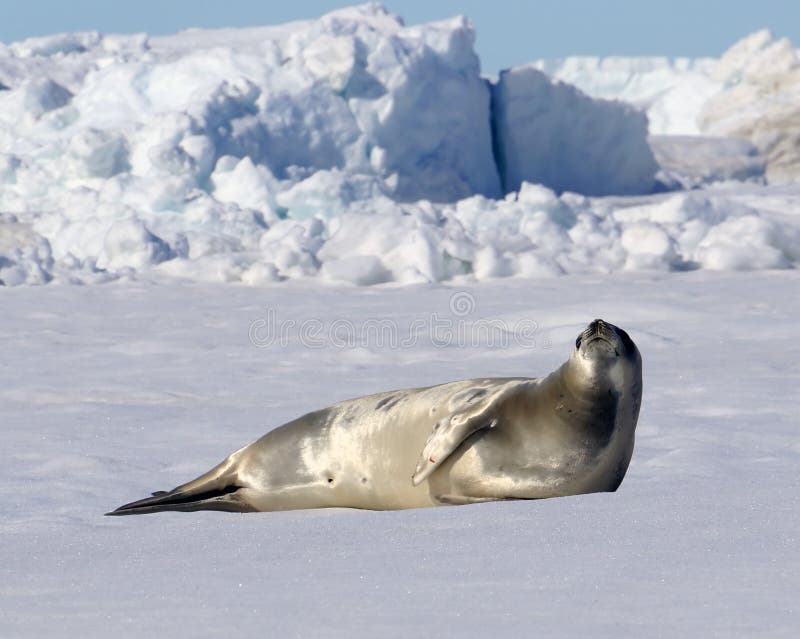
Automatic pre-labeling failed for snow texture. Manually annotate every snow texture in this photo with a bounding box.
[0,8,799,290]
[1,273,798,637]
[4,177,799,287]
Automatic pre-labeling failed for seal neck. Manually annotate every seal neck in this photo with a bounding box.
[557,358,616,401]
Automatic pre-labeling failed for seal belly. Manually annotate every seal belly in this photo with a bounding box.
[243,378,522,510]
[237,385,456,511]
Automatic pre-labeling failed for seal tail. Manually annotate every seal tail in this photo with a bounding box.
[105,456,256,516]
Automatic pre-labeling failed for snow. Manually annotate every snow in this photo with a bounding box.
[491,66,657,195]
[1,272,798,636]
[3,175,800,287]
[0,214,54,285]
[0,2,500,208]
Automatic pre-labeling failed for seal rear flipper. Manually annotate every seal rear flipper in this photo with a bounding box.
[105,484,257,516]
[106,454,256,516]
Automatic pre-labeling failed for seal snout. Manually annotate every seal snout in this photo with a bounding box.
[579,318,614,344]
[576,319,621,359]
[589,318,610,334]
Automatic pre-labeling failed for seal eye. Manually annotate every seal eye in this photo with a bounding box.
[575,336,582,349]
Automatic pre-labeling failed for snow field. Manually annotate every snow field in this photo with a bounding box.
[1,272,798,637]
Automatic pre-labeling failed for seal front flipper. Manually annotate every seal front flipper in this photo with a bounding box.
[411,381,526,486]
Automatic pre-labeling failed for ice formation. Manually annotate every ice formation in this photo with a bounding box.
[532,29,800,183]
[649,136,766,189]
[0,5,798,287]
[491,67,657,195]
[697,30,800,184]
[529,55,719,135]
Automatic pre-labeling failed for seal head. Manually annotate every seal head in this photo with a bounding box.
[571,318,641,390]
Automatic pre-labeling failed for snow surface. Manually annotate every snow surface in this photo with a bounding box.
[1,272,798,637]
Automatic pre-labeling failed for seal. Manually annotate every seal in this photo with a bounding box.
[107,319,642,515]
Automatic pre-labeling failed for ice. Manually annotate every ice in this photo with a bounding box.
[0,215,53,285]
[532,30,800,184]
[650,135,766,189]
[273,169,392,220]
[19,77,73,118]
[8,31,103,58]
[210,156,279,214]
[695,215,792,271]
[66,128,131,178]
[1,9,799,288]
[697,30,800,184]
[0,4,504,286]
[491,67,657,195]
[529,55,719,135]
[98,218,174,271]
[320,254,391,285]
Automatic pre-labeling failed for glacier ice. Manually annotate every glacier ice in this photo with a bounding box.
[0,5,799,287]
[491,66,657,196]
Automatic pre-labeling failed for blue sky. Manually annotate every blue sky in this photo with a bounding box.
[2,0,798,73]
